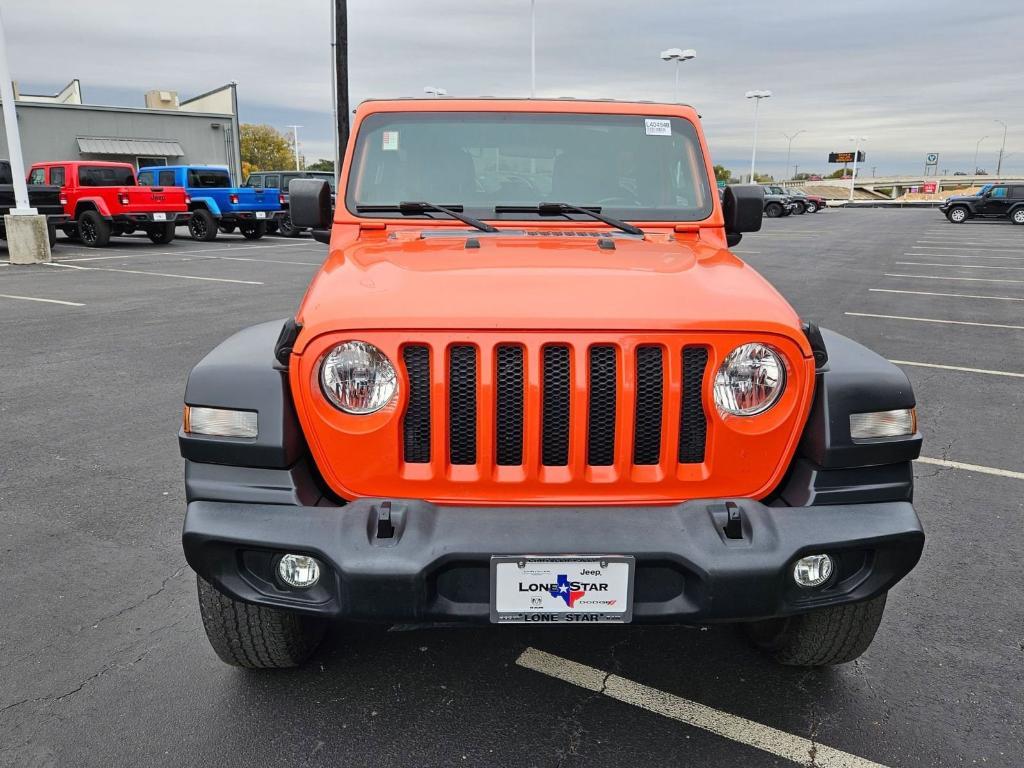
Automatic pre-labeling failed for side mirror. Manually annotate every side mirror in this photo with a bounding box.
[722,185,763,247]
[289,178,333,243]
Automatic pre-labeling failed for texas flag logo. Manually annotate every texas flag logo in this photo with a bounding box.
[550,574,586,608]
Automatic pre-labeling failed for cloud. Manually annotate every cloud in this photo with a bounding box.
[7,0,1023,175]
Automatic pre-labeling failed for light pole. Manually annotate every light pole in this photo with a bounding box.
[848,135,867,202]
[424,86,447,98]
[745,90,772,183]
[783,129,805,182]
[530,0,536,97]
[288,124,303,170]
[995,120,1008,176]
[974,135,989,175]
[660,48,697,103]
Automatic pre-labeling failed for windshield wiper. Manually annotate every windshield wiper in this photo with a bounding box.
[356,201,497,233]
[494,202,643,236]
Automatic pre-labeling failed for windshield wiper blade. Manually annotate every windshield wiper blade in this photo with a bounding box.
[494,202,643,236]
[356,201,497,233]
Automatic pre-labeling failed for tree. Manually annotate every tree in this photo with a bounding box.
[828,168,850,179]
[713,165,732,183]
[753,173,774,183]
[240,124,294,171]
[306,158,335,172]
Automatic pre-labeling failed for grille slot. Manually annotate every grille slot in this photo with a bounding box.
[402,346,431,463]
[633,346,664,465]
[679,347,709,463]
[541,346,571,466]
[448,345,477,465]
[495,346,524,466]
[587,346,617,466]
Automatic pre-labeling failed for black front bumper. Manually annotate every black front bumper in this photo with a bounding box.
[183,497,924,624]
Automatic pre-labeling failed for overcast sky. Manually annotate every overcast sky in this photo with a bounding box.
[6,0,1024,176]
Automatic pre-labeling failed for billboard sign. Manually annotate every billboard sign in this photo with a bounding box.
[925,153,939,166]
[828,151,866,163]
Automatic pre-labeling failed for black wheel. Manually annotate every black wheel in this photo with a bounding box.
[47,222,57,248]
[277,212,302,237]
[744,593,887,667]
[218,223,237,234]
[793,201,806,215]
[947,206,969,223]
[1011,208,1024,225]
[146,222,176,244]
[805,201,818,214]
[77,210,111,247]
[240,221,267,240]
[188,209,218,242]
[764,202,783,218]
[196,576,326,669]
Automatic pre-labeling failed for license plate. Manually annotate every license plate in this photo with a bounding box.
[153,212,167,221]
[255,211,266,219]
[490,556,634,624]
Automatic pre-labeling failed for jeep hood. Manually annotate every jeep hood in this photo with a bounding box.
[295,231,809,353]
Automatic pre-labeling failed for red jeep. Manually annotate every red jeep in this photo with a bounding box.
[28,161,191,247]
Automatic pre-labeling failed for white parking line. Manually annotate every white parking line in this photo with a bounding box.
[0,293,84,307]
[896,261,1024,271]
[517,648,889,768]
[47,262,263,285]
[906,252,1024,261]
[885,273,1024,284]
[917,457,1024,481]
[59,241,319,262]
[870,288,1024,302]
[891,360,1024,378]
[912,244,1024,253]
[845,312,1024,331]
[186,253,322,267]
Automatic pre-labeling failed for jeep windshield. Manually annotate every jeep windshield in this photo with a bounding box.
[347,111,714,222]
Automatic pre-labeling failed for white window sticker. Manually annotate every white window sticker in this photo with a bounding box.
[645,119,672,136]
[382,131,400,151]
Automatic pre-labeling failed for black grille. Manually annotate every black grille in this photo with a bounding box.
[633,346,664,465]
[541,346,570,466]
[402,346,431,463]
[495,346,524,465]
[679,347,709,463]
[448,345,477,465]
[587,346,617,466]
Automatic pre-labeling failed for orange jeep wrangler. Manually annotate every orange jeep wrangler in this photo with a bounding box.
[180,99,924,669]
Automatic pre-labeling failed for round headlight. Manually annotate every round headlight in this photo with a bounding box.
[713,343,786,416]
[320,341,398,414]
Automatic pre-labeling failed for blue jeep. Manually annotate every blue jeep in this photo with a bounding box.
[138,165,283,241]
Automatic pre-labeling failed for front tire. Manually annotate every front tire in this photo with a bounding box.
[947,206,969,223]
[744,592,888,667]
[77,210,111,247]
[805,201,818,214]
[793,201,806,215]
[277,212,302,237]
[146,222,176,244]
[1011,208,1024,225]
[188,209,218,242]
[240,221,267,240]
[764,202,783,218]
[196,576,326,669]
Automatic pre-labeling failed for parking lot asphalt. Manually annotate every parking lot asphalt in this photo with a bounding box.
[1,214,1022,768]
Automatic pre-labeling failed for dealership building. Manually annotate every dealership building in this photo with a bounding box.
[0,79,243,182]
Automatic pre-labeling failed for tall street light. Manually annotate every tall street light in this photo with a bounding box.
[660,48,696,103]
[995,119,1008,176]
[974,135,989,175]
[745,90,772,183]
[848,135,867,202]
[424,86,447,98]
[783,129,806,182]
[288,124,303,171]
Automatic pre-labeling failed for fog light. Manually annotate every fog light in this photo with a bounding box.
[849,408,916,440]
[278,554,321,588]
[793,554,833,588]
[184,406,257,438]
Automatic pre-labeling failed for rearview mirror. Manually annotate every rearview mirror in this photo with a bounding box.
[289,179,333,242]
[722,185,763,247]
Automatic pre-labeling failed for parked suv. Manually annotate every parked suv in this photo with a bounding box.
[243,170,335,237]
[2,160,68,246]
[761,185,797,217]
[940,183,1024,224]
[764,185,825,214]
[139,165,283,241]
[181,99,924,670]
[29,161,190,247]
